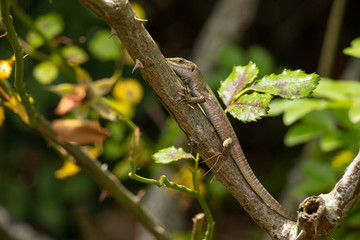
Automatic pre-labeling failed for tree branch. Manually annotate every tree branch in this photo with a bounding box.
[34,115,170,240]
[78,0,295,237]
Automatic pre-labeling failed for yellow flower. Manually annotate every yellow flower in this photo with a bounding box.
[331,150,355,171]
[131,2,146,20]
[111,99,134,118]
[0,55,15,80]
[168,164,206,210]
[55,160,80,179]
[112,78,143,105]
[0,107,5,126]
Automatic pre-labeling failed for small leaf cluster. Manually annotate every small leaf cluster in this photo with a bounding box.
[218,62,320,122]
[269,78,360,152]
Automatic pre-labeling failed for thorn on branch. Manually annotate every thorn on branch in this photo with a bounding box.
[132,59,144,73]
[109,28,117,39]
[134,16,148,26]
[0,32,7,38]
[99,190,109,201]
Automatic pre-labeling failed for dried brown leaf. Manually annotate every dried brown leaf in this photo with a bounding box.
[52,119,110,144]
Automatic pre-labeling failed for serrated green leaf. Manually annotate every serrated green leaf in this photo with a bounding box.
[226,92,272,122]
[251,69,320,99]
[33,61,59,84]
[343,37,360,58]
[219,61,258,106]
[88,30,123,61]
[60,45,89,64]
[152,147,194,164]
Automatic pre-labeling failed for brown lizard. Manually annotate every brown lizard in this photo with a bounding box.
[166,57,294,220]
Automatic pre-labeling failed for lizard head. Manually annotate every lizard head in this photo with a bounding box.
[166,57,199,80]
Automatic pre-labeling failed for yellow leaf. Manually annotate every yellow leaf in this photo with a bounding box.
[112,78,143,105]
[168,164,206,211]
[3,96,29,124]
[55,160,80,179]
[0,107,5,126]
[332,150,355,170]
[0,55,15,80]
[105,98,134,118]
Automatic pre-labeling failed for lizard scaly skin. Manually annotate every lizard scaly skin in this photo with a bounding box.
[167,57,294,220]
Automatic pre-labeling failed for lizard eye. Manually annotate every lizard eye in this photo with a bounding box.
[191,66,195,72]
[178,59,184,63]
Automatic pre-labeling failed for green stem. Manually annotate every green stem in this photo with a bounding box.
[34,115,171,240]
[129,153,215,240]
[318,0,348,77]
[1,0,36,127]
[192,155,214,240]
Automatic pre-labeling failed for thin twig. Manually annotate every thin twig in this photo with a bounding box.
[318,0,348,77]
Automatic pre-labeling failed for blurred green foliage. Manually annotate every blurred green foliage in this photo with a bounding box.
[0,0,359,239]
[269,44,360,238]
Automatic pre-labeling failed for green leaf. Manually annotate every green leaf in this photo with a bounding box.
[91,98,117,121]
[226,92,272,122]
[284,122,327,146]
[26,30,44,49]
[343,37,360,58]
[60,45,89,64]
[292,161,336,197]
[152,147,194,164]
[92,77,117,96]
[282,99,327,126]
[326,99,353,109]
[320,132,344,152]
[349,99,360,123]
[33,61,59,84]
[313,78,360,100]
[302,161,336,187]
[250,69,320,99]
[267,98,296,116]
[47,83,76,96]
[27,12,64,48]
[88,29,123,61]
[218,61,258,106]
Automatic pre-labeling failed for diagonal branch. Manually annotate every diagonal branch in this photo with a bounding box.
[78,0,360,239]
[78,0,295,237]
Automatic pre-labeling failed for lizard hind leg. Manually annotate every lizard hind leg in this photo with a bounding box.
[202,151,224,176]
